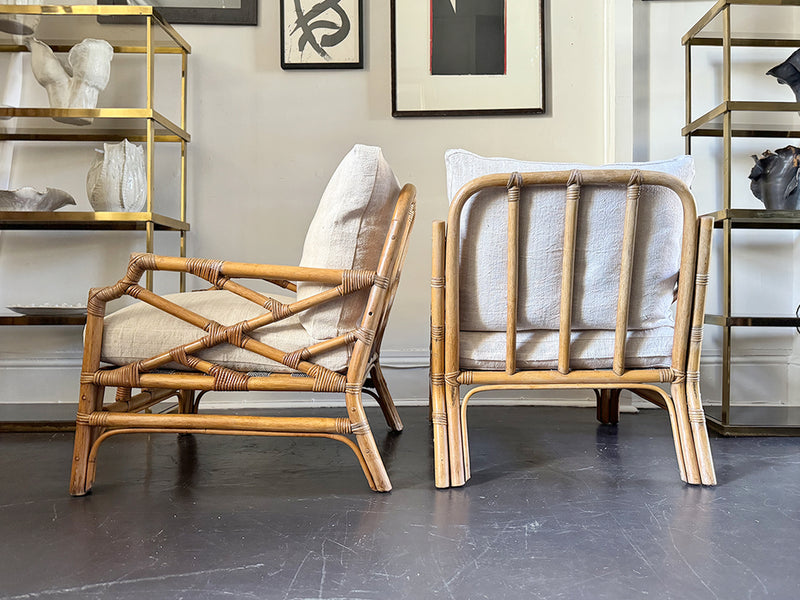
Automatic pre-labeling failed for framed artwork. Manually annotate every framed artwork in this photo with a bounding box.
[391,0,545,117]
[99,0,257,26]
[281,0,364,70]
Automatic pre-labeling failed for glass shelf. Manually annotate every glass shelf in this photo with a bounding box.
[683,102,800,137]
[682,0,800,48]
[0,5,190,53]
[0,211,190,231]
[704,314,800,327]
[707,209,800,228]
[705,405,800,436]
[0,108,189,142]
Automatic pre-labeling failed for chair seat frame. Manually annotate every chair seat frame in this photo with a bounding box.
[430,170,716,488]
[70,184,416,495]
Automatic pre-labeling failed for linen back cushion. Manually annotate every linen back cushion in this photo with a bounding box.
[297,144,401,340]
[445,149,694,332]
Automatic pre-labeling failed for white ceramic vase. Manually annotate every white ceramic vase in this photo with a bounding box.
[30,38,113,126]
[86,140,147,212]
[0,0,42,37]
[0,186,76,211]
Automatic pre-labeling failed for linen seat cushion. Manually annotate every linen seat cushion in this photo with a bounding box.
[297,144,401,340]
[445,149,694,334]
[101,290,349,373]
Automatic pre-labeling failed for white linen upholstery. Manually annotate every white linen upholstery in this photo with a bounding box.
[445,149,694,334]
[297,144,401,340]
[460,327,675,371]
[101,290,349,373]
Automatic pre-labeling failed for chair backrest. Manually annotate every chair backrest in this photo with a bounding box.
[297,144,401,341]
[446,168,699,376]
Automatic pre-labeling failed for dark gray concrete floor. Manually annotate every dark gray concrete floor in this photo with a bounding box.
[1,405,799,599]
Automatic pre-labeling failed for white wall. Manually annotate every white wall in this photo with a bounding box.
[0,1,608,406]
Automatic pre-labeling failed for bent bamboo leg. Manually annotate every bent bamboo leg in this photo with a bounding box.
[446,382,467,486]
[686,216,716,485]
[346,388,390,492]
[671,380,701,484]
[596,388,621,425]
[370,362,403,432]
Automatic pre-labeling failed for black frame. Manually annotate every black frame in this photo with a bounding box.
[99,0,257,26]
[280,0,364,70]
[391,0,546,117]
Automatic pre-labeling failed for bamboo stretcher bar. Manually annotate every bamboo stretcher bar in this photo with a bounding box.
[133,373,318,391]
[558,171,581,374]
[88,412,351,434]
[462,368,672,385]
[613,172,642,375]
[103,388,177,413]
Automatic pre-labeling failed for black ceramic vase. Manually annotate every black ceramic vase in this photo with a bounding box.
[767,48,800,104]
[748,146,800,210]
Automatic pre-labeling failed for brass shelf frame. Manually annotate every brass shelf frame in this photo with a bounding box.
[684,0,800,435]
[0,4,190,299]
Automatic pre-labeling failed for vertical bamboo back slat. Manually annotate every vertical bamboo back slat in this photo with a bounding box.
[613,171,643,376]
[506,173,522,375]
[558,170,582,374]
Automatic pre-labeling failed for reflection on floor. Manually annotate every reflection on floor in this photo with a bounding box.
[1,406,798,599]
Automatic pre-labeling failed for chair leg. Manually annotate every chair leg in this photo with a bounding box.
[446,383,467,486]
[687,382,717,485]
[430,375,450,488]
[69,383,104,496]
[369,362,403,432]
[346,388,392,492]
[596,389,621,424]
[178,390,197,414]
[671,381,701,485]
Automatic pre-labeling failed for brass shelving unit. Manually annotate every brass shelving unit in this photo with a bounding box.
[0,5,190,326]
[683,0,800,435]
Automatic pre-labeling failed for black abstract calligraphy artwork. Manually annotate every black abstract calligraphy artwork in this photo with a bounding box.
[290,0,351,61]
[430,0,506,76]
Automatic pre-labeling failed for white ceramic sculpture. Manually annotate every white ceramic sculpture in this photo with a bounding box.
[86,139,147,212]
[0,0,42,37]
[29,38,113,126]
[0,186,75,211]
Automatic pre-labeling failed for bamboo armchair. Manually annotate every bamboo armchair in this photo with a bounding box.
[70,149,415,495]
[430,166,716,488]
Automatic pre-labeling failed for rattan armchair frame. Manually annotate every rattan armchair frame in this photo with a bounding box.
[430,170,716,488]
[70,184,416,495]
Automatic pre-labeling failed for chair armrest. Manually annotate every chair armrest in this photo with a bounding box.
[123,252,356,286]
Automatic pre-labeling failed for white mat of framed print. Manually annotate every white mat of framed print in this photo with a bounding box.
[391,0,545,116]
[281,0,363,69]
